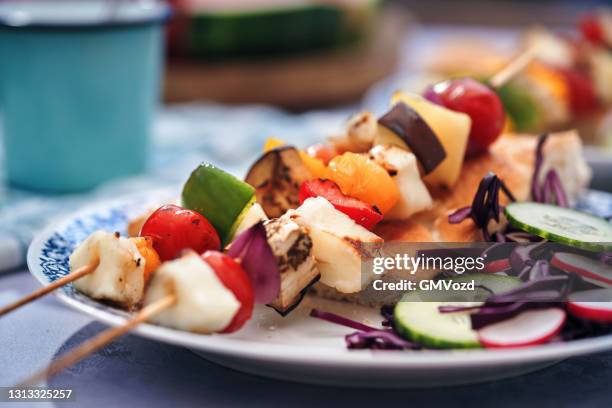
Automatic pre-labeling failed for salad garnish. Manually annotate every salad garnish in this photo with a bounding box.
[448,172,516,241]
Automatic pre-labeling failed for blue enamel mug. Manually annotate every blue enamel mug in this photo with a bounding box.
[0,1,170,192]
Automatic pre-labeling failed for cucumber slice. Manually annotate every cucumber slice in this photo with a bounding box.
[182,163,255,246]
[504,202,612,252]
[394,274,522,349]
[394,302,481,349]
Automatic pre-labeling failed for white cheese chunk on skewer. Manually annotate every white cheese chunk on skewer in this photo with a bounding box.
[286,197,383,294]
[70,231,146,309]
[232,201,268,240]
[144,253,240,333]
[369,145,433,219]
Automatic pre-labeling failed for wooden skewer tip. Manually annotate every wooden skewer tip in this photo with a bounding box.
[16,295,175,387]
[0,262,98,318]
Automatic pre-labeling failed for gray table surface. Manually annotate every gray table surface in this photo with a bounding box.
[1,269,612,408]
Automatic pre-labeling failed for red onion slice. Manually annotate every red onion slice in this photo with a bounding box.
[227,222,280,304]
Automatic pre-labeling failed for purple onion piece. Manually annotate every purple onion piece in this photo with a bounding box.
[548,169,569,208]
[310,309,378,332]
[448,207,472,224]
[380,305,395,327]
[438,304,481,313]
[543,171,554,204]
[528,260,551,280]
[494,232,507,242]
[505,232,540,243]
[470,301,558,330]
[345,330,420,350]
[531,134,570,207]
[227,222,280,304]
[486,275,568,303]
[509,245,534,274]
[531,133,548,203]
[601,253,612,266]
[447,172,516,242]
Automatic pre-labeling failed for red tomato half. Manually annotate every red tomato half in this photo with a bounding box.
[299,179,382,230]
[202,250,254,333]
[140,204,220,262]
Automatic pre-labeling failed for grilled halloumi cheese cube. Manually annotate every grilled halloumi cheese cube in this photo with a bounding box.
[264,217,319,315]
[144,253,240,333]
[286,197,383,294]
[70,231,146,309]
[539,131,592,203]
[369,145,433,219]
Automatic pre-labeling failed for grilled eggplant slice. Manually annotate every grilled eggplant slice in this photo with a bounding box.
[264,216,320,315]
[245,146,312,218]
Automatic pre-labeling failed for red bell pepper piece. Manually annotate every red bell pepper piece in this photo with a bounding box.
[299,179,383,230]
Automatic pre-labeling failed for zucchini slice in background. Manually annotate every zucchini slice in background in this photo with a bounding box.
[170,0,381,57]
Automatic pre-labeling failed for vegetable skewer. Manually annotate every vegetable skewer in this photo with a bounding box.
[0,202,217,318]
[0,262,98,318]
[489,47,538,89]
[17,295,176,387]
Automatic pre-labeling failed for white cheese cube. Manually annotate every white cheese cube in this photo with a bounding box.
[70,231,145,308]
[144,253,240,333]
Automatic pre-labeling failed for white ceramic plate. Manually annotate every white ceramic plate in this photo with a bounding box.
[27,190,612,388]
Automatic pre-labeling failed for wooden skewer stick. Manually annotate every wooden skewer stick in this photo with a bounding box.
[489,46,538,89]
[0,262,99,318]
[17,295,176,387]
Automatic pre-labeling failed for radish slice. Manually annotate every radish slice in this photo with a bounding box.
[568,288,612,323]
[478,308,566,348]
[551,252,612,287]
[483,259,511,273]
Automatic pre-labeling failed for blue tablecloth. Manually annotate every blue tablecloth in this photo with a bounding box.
[1,270,612,408]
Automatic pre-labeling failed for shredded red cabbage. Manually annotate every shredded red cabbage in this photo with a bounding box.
[310,309,420,350]
[531,134,569,207]
[448,172,516,241]
[345,330,419,350]
[601,253,612,266]
[560,313,612,341]
[310,309,377,332]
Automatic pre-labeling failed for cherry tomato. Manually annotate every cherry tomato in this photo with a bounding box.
[424,78,505,156]
[299,178,382,230]
[557,68,598,115]
[202,250,254,333]
[140,204,220,262]
[579,14,605,46]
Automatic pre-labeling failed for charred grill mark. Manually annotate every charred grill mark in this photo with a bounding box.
[286,234,312,270]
